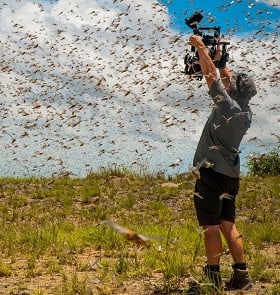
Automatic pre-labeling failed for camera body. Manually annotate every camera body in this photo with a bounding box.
[184,11,229,79]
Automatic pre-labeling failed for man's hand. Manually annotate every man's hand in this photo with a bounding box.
[213,46,222,63]
[214,45,229,69]
[188,35,205,49]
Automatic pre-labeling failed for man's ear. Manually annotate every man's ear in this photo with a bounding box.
[227,84,238,100]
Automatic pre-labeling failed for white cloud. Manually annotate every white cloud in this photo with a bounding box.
[0,0,279,177]
[256,0,280,7]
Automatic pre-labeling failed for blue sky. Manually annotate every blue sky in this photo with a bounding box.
[39,0,280,36]
[159,0,279,35]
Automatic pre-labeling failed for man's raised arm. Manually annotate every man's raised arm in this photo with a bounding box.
[188,35,217,89]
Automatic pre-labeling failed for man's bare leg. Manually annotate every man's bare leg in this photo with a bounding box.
[220,220,245,263]
[203,225,223,265]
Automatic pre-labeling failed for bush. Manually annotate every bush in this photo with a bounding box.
[247,148,280,176]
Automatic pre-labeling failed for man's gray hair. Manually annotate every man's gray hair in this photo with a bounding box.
[230,73,257,105]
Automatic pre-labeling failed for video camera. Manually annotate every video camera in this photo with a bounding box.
[184,11,230,80]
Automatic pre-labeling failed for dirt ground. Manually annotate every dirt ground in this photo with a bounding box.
[0,246,278,295]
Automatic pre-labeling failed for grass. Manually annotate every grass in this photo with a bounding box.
[0,169,279,294]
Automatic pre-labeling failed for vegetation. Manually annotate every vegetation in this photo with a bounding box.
[247,148,280,176]
[0,163,279,294]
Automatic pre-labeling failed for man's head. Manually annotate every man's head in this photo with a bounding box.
[229,73,257,106]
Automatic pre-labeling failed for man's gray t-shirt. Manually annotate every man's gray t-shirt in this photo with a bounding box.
[193,80,252,178]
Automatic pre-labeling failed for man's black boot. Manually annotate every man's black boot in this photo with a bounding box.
[225,267,252,290]
[186,265,222,295]
[203,265,222,291]
[186,282,201,295]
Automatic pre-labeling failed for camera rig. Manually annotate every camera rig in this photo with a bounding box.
[184,11,230,80]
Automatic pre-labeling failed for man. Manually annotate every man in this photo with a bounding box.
[187,35,257,293]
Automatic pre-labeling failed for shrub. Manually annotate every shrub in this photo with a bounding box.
[0,260,11,277]
[247,148,280,176]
